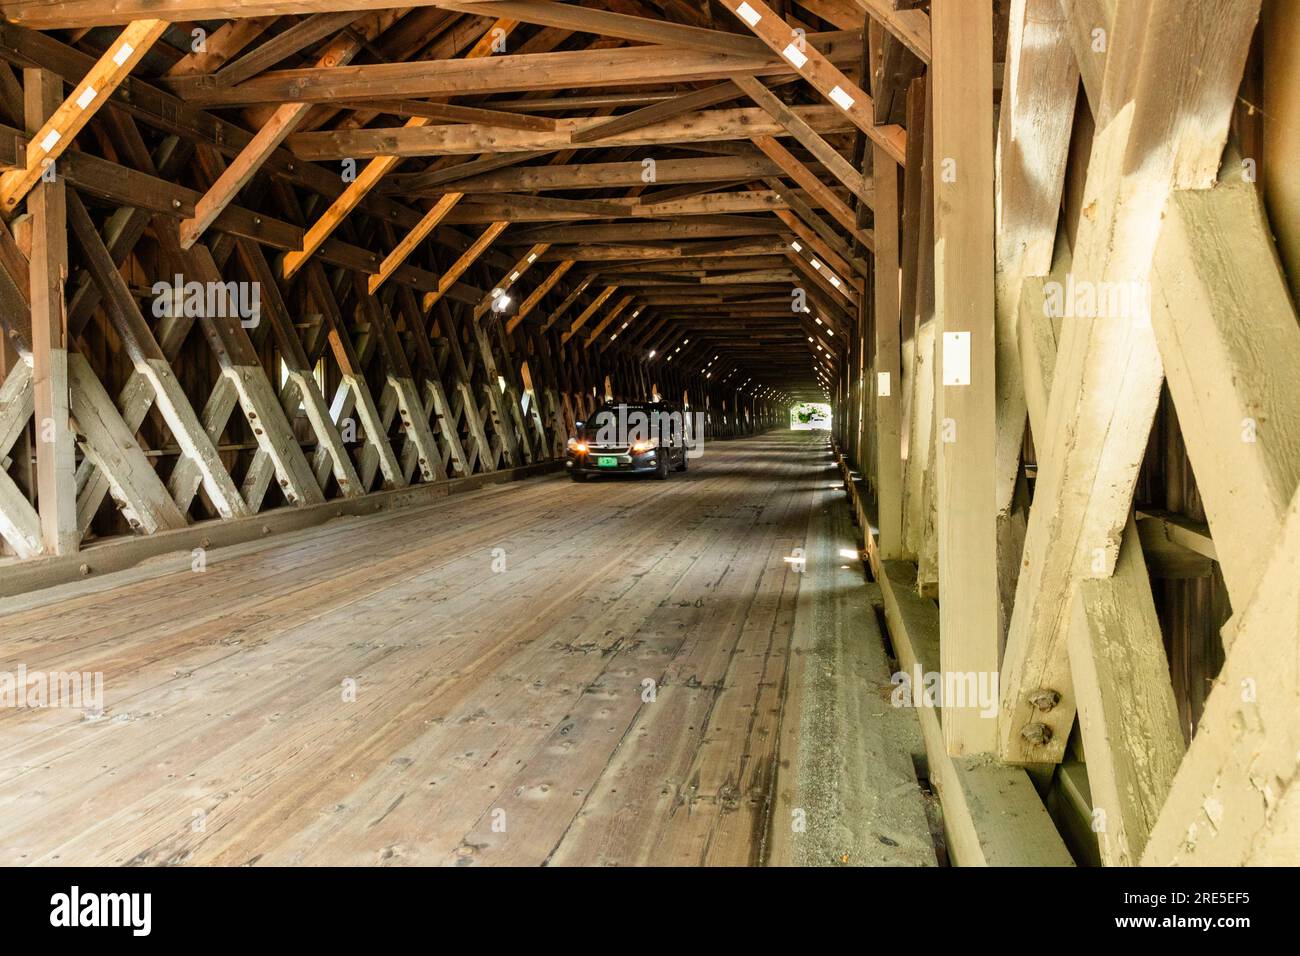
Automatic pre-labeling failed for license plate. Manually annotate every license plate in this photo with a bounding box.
[597,456,618,468]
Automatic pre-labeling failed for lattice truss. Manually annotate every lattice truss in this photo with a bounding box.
[835,0,1298,867]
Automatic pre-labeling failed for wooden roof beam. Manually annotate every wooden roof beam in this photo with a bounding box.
[539,273,595,333]
[177,9,399,250]
[561,285,618,344]
[165,16,279,77]
[282,17,515,280]
[851,0,932,64]
[569,81,745,145]
[717,0,905,161]
[0,19,166,213]
[435,1,772,57]
[732,74,871,205]
[369,191,465,294]
[583,294,637,347]
[750,134,868,244]
[166,31,864,106]
[421,219,508,312]
[473,242,550,321]
[285,105,856,160]
[341,98,559,132]
[213,11,364,87]
[505,258,573,334]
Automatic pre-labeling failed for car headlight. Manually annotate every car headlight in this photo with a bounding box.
[630,439,658,454]
[567,439,588,454]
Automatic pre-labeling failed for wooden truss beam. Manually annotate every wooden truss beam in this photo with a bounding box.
[167,32,863,107]
[717,0,904,161]
[370,191,465,294]
[67,189,250,521]
[24,69,77,555]
[281,18,513,280]
[473,243,549,321]
[570,81,745,145]
[997,0,1264,764]
[505,259,573,334]
[1067,517,1184,865]
[1141,484,1300,865]
[435,1,771,58]
[401,155,786,195]
[931,0,998,755]
[177,10,398,249]
[0,20,165,212]
[285,105,857,161]
[732,74,872,204]
[422,220,508,313]
[1148,181,1300,617]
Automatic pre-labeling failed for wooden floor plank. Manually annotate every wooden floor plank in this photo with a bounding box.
[0,433,941,867]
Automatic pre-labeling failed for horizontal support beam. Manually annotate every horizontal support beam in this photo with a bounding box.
[165,32,863,106]
[285,106,856,160]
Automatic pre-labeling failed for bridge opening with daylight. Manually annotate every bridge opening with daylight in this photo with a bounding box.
[0,0,1296,887]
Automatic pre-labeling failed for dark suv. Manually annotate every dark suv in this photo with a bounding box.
[566,402,691,481]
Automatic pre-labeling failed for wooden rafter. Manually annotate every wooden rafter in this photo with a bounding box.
[166,32,864,107]
[0,19,166,212]
[281,17,515,280]
[178,9,400,250]
[422,220,508,313]
[716,0,905,161]
[370,191,465,294]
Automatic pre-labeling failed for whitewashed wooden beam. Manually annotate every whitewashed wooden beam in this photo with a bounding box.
[873,144,903,558]
[1149,180,1300,615]
[1067,516,1185,865]
[998,0,1263,764]
[1142,484,1300,865]
[68,353,188,535]
[992,0,1079,571]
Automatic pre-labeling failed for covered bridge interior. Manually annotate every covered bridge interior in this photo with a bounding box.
[0,0,1296,867]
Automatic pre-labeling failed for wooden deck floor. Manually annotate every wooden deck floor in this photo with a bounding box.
[0,432,935,866]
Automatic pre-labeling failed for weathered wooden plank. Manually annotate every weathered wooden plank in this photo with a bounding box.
[67,190,249,521]
[998,0,1263,764]
[931,0,999,755]
[992,0,1080,606]
[1067,517,1185,866]
[167,32,863,107]
[1149,181,1300,613]
[873,144,903,559]
[232,235,362,498]
[1142,484,1300,865]
[285,106,858,161]
[67,353,188,535]
[0,21,166,212]
[24,69,76,555]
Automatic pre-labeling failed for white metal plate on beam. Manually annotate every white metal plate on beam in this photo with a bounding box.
[942,331,971,386]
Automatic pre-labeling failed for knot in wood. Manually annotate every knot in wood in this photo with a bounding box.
[1028,688,1061,712]
[1020,722,1053,746]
